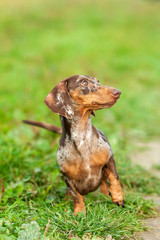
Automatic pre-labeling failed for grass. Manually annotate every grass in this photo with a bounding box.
[0,0,160,239]
[152,164,160,170]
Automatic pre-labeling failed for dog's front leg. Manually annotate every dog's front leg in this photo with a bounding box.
[104,156,124,207]
[64,177,86,215]
[100,170,110,196]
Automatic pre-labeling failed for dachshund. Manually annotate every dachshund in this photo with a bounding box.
[23,75,124,214]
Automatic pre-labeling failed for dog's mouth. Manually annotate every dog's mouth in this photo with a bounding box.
[91,99,118,109]
[107,98,119,106]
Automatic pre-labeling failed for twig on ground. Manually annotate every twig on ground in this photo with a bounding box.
[1,178,4,202]
[44,218,50,237]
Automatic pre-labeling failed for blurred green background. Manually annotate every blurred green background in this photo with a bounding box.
[0,0,160,239]
[0,0,160,137]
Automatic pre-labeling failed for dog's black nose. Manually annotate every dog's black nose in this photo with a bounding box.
[111,89,121,98]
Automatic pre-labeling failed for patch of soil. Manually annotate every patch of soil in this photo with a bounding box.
[136,217,160,240]
[131,141,160,239]
[131,141,160,177]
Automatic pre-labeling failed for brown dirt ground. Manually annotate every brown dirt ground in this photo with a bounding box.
[131,141,160,240]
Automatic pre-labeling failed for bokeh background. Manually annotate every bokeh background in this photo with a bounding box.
[0,0,160,239]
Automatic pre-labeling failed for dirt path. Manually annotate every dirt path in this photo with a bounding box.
[131,142,160,177]
[131,141,160,240]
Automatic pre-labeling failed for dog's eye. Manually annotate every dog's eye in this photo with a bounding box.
[81,79,88,87]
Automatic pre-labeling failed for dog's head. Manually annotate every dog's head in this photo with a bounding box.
[44,75,121,119]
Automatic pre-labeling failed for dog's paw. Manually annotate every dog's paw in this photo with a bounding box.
[116,201,125,208]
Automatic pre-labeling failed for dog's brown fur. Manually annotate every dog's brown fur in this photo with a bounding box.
[23,75,124,214]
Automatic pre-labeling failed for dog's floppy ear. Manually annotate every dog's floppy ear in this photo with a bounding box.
[44,80,74,119]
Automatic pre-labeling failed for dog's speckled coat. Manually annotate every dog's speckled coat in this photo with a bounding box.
[24,75,124,214]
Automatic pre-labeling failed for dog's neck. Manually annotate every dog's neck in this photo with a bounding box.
[60,110,94,146]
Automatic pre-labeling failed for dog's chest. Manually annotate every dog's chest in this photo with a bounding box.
[57,131,112,179]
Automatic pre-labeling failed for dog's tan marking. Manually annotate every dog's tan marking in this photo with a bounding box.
[100,180,110,196]
[105,169,124,204]
[90,149,110,167]
[73,194,86,215]
[62,161,89,181]
[70,87,115,108]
